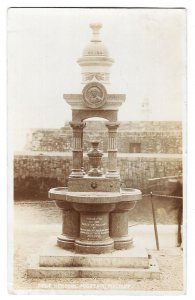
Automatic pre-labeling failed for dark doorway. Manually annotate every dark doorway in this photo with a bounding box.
[129,143,141,153]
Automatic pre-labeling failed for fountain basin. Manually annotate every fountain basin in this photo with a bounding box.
[49,187,142,203]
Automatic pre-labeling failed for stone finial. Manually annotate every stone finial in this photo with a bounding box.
[90,23,102,41]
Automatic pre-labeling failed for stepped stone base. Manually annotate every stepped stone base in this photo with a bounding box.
[27,237,160,280]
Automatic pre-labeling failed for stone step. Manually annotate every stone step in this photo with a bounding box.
[38,238,150,269]
[27,263,160,280]
[39,254,149,268]
[27,238,160,280]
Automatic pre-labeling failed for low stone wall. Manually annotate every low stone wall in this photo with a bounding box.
[14,152,182,200]
[14,152,183,224]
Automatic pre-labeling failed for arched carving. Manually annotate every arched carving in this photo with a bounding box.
[72,109,118,123]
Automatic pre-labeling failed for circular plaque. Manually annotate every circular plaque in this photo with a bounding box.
[82,82,107,109]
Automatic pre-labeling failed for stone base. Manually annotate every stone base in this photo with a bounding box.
[105,171,120,179]
[75,238,114,254]
[113,236,133,250]
[27,237,160,280]
[57,235,75,250]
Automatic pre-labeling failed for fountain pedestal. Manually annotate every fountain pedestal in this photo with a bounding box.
[49,183,142,254]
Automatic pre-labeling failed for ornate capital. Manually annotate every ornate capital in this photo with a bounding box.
[69,122,86,131]
[105,122,120,131]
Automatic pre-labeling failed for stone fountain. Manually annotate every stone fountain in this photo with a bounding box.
[49,138,142,254]
[27,23,160,280]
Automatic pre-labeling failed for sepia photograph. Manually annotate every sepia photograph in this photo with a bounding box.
[8,7,186,294]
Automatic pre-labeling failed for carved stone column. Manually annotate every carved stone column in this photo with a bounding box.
[55,200,80,250]
[69,122,86,178]
[110,201,135,250]
[105,122,120,178]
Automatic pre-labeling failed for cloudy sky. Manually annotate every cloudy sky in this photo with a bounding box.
[8,8,186,148]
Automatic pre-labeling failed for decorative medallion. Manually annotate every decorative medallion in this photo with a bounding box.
[82,82,107,109]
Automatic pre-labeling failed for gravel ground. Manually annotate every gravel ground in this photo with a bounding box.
[11,202,184,294]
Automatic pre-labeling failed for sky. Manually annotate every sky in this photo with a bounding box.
[7,8,186,149]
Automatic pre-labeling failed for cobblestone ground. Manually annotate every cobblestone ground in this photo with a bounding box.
[11,202,184,294]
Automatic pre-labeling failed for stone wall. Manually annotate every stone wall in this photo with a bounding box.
[26,121,182,154]
[14,152,182,200]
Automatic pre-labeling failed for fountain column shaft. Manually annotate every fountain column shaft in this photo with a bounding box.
[69,122,86,177]
[106,122,120,178]
[110,202,134,250]
[55,200,80,250]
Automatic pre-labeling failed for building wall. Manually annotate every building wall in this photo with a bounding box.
[26,121,182,154]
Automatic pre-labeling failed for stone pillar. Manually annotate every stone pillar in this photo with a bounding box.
[105,122,120,178]
[55,200,80,250]
[110,202,135,250]
[73,203,116,254]
[69,122,86,178]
